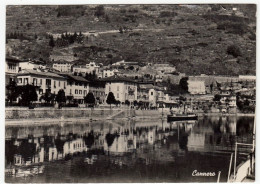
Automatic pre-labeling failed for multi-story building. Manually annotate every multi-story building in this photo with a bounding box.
[16,69,67,100]
[19,60,46,71]
[102,69,116,78]
[153,63,176,74]
[72,62,100,76]
[89,80,106,104]
[101,76,138,104]
[61,74,89,104]
[52,60,73,73]
[5,56,22,84]
[188,80,206,95]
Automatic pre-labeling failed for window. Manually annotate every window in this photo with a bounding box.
[33,78,37,86]
[64,82,66,89]
[46,79,51,86]
[18,78,22,84]
[117,93,119,98]
[151,92,153,95]
[109,86,111,92]
[54,81,56,88]
[40,79,42,85]
[117,86,120,91]
[59,81,60,87]
[79,90,82,94]
[24,78,28,85]
[70,89,72,95]
[75,89,78,94]
[39,89,43,94]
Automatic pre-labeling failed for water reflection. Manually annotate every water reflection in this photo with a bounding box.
[5,116,254,183]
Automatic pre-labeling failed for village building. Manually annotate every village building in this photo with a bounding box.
[16,69,67,100]
[188,80,206,95]
[101,76,138,104]
[60,74,89,104]
[112,60,138,67]
[153,63,176,74]
[52,60,73,73]
[137,82,154,107]
[72,61,100,76]
[19,60,46,71]
[102,69,119,78]
[5,56,23,84]
[88,80,106,104]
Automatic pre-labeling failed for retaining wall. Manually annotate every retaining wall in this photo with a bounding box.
[5,107,122,120]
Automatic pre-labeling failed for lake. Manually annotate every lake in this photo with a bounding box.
[5,116,254,183]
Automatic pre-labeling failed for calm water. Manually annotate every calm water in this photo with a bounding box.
[5,116,254,183]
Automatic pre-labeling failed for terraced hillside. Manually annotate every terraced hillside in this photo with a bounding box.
[6,4,256,75]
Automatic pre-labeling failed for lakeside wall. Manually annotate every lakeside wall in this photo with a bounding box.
[5,107,127,120]
[5,108,254,121]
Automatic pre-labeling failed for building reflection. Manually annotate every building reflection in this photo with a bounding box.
[5,116,254,179]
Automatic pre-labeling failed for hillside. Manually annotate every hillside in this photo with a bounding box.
[6,4,256,75]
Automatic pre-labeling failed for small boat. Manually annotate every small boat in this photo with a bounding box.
[167,113,198,122]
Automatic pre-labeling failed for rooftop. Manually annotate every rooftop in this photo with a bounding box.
[6,56,24,63]
[99,75,136,83]
[16,69,66,79]
[60,74,89,83]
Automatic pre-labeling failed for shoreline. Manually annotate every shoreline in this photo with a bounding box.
[5,112,255,126]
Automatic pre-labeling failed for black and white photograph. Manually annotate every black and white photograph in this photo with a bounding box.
[4,2,257,183]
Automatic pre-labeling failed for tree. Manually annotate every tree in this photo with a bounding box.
[119,27,123,34]
[56,89,66,108]
[66,95,74,104]
[125,100,130,106]
[6,80,19,105]
[106,92,116,108]
[84,92,95,106]
[42,89,55,104]
[49,35,55,47]
[83,131,95,148]
[227,45,241,58]
[179,77,189,91]
[20,85,38,107]
[94,5,105,17]
[133,100,138,106]
[213,94,221,101]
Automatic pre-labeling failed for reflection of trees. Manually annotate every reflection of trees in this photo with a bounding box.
[105,133,117,147]
[55,134,65,153]
[179,132,188,151]
[236,117,253,136]
[5,140,18,164]
[18,140,36,161]
[83,131,95,148]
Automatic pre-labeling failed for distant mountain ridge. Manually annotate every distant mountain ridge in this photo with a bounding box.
[6,4,256,76]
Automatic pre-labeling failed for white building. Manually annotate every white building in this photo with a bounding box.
[153,63,176,74]
[61,74,89,103]
[52,60,73,73]
[73,62,100,76]
[16,69,67,99]
[102,69,115,78]
[102,76,138,103]
[188,80,206,95]
[19,60,46,71]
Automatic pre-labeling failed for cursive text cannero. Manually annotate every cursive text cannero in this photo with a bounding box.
[192,170,216,177]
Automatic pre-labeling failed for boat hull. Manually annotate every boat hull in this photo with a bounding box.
[167,115,198,122]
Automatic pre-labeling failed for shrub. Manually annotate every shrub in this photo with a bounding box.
[227,45,242,58]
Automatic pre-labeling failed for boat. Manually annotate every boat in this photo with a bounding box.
[167,113,198,122]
